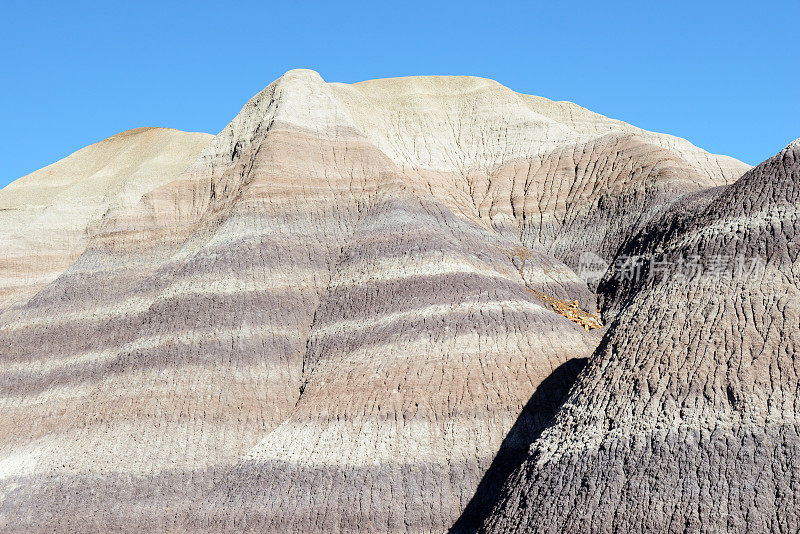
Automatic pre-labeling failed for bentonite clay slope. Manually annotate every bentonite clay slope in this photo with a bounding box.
[482,141,800,533]
[0,70,750,532]
[0,127,213,310]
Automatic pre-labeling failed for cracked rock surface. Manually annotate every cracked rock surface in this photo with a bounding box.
[0,70,772,533]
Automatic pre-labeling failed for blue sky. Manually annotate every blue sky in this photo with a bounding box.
[1,1,798,187]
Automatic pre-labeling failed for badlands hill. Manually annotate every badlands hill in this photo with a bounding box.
[0,69,794,533]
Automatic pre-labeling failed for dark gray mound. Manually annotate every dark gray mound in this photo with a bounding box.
[481,141,800,533]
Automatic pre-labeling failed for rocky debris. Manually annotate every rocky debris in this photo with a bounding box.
[0,70,757,533]
[508,246,602,331]
[525,288,602,331]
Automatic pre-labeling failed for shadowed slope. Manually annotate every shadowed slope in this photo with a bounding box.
[450,357,588,533]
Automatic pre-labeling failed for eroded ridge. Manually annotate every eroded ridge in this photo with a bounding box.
[482,141,800,534]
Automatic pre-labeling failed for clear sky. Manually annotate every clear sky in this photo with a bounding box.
[1,1,798,187]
